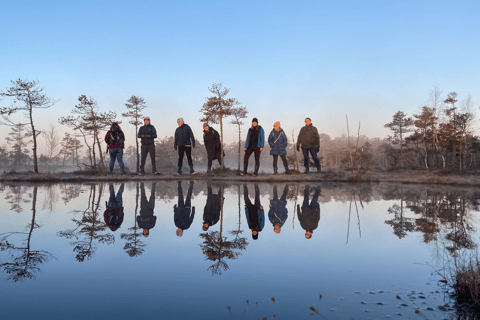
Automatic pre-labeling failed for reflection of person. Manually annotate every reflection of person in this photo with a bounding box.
[296,118,321,173]
[268,122,290,175]
[137,116,158,175]
[104,183,125,231]
[242,118,265,176]
[203,185,222,231]
[244,184,265,240]
[268,185,288,234]
[105,122,126,174]
[174,118,196,175]
[137,182,157,237]
[174,181,195,237]
[297,185,321,239]
[203,123,222,173]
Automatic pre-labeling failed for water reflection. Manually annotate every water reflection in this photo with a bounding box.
[121,183,146,257]
[268,185,289,234]
[174,181,195,237]
[202,184,222,231]
[244,184,264,240]
[104,183,124,231]
[57,184,115,262]
[0,186,53,281]
[137,182,157,237]
[297,185,321,239]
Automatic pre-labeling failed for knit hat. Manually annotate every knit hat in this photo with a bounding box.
[144,116,151,122]
[177,118,184,125]
[203,123,209,128]
[252,118,258,123]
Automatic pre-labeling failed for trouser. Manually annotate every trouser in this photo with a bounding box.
[244,146,261,173]
[140,145,156,173]
[108,183,124,207]
[207,158,222,170]
[140,182,156,210]
[178,146,194,171]
[109,148,125,171]
[302,148,321,171]
[272,154,288,172]
[273,185,288,202]
[244,184,261,208]
[302,185,321,208]
[177,181,193,208]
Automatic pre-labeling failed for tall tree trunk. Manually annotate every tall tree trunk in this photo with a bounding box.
[237,124,241,171]
[135,124,140,173]
[29,107,39,173]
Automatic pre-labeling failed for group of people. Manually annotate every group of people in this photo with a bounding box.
[105,116,322,175]
[104,182,321,240]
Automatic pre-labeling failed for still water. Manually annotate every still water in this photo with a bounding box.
[0,181,478,319]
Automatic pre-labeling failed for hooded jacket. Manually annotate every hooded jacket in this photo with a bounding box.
[296,124,320,149]
[105,124,125,149]
[138,122,157,146]
[175,124,195,149]
[268,199,288,227]
[245,126,265,149]
[203,187,222,227]
[268,128,288,155]
[203,127,221,160]
[297,204,320,232]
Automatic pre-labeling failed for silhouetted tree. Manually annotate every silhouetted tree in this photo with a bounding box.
[121,183,146,257]
[384,111,414,168]
[230,106,249,171]
[122,96,147,173]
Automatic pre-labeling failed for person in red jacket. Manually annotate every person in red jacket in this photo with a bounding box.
[105,122,126,174]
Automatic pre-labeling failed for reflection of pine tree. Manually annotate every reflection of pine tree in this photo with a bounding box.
[385,190,415,239]
[57,184,114,262]
[0,186,53,281]
[5,185,30,213]
[199,186,248,276]
[121,183,146,257]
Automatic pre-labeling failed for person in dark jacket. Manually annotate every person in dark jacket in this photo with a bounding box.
[104,183,125,232]
[137,182,157,237]
[297,185,321,239]
[268,185,288,234]
[242,118,265,176]
[137,116,158,175]
[174,181,195,237]
[244,184,265,240]
[174,118,196,175]
[203,184,223,231]
[268,122,290,175]
[203,123,222,173]
[296,118,321,173]
[105,122,126,174]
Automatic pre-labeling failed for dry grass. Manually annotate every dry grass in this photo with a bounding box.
[452,254,480,308]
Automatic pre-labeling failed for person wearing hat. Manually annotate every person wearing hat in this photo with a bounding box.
[297,185,321,239]
[174,118,196,175]
[103,183,125,231]
[104,122,126,174]
[268,185,289,234]
[137,182,157,237]
[268,121,291,175]
[174,181,195,237]
[244,184,264,240]
[296,118,321,173]
[242,118,265,176]
[137,116,158,175]
[202,184,222,231]
[202,123,222,173]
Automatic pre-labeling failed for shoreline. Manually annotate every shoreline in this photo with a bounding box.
[1,170,480,186]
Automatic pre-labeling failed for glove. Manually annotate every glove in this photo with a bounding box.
[316,147,319,152]
[296,145,300,152]
[174,146,177,151]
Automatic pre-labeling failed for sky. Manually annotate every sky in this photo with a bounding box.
[0,0,479,154]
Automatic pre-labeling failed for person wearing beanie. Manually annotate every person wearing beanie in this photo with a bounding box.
[174,118,196,175]
[103,183,125,232]
[244,184,264,240]
[268,121,291,175]
[242,117,265,176]
[137,182,157,237]
[297,185,321,239]
[203,123,222,173]
[104,122,126,174]
[137,116,158,175]
[174,181,195,237]
[296,118,321,173]
[202,184,222,231]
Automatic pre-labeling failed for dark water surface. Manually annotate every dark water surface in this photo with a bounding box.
[1,181,478,319]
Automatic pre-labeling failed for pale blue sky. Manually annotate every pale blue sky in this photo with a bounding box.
[1,0,479,152]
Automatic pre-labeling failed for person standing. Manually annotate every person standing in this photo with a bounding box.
[297,185,321,239]
[202,185,222,231]
[103,183,125,232]
[242,118,265,176]
[174,118,196,175]
[137,182,157,237]
[268,121,290,175]
[137,116,158,175]
[296,118,321,173]
[244,184,265,240]
[268,185,288,234]
[105,122,126,174]
[203,123,222,173]
[174,181,195,237]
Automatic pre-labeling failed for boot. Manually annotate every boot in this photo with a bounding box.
[273,167,278,175]
[176,166,182,175]
[241,165,248,176]
[285,168,291,175]
[207,166,211,173]
[253,165,259,176]
[316,165,321,173]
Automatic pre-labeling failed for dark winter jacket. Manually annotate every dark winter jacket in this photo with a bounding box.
[174,206,195,230]
[138,186,156,230]
[297,204,320,232]
[203,188,221,227]
[174,124,195,149]
[138,124,157,146]
[268,199,288,227]
[245,126,265,149]
[245,206,265,232]
[203,127,221,161]
[104,208,124,231]
[268,128,288,156]
[297,124,320,149]
[105,125,125,149]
